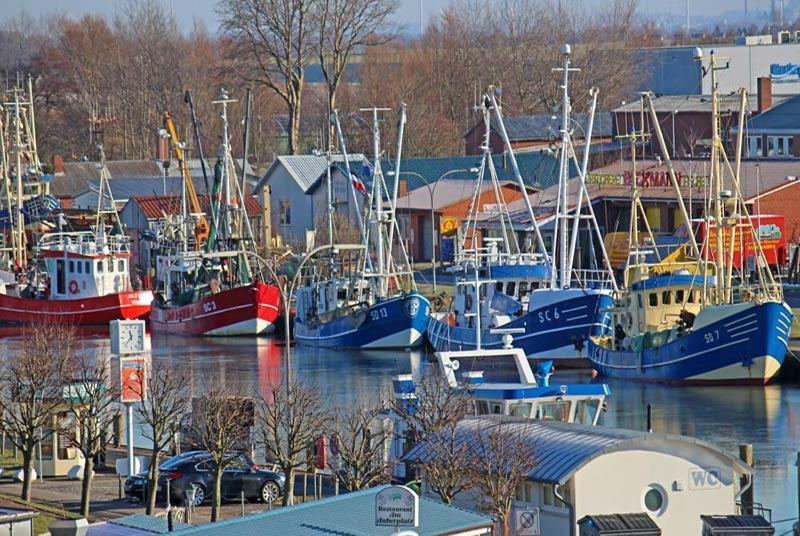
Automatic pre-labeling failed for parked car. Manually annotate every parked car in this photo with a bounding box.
[125,451,284,507]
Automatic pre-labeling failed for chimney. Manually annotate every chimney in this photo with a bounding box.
[757,77,772,113]
[52,154,65,175]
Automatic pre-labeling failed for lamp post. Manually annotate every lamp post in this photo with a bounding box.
[387,168,477,294]
[261,243,365,388]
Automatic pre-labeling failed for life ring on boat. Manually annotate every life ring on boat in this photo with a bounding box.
[68,280,80,295]
[448,312,456,326]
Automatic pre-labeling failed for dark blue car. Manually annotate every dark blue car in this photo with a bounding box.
[125,451,285,507]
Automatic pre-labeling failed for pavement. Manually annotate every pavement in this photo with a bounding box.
[0,447,339,527]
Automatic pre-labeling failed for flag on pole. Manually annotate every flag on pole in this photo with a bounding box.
[351,173,367,194]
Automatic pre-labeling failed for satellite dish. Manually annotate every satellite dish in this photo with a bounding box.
[450,359,461,371]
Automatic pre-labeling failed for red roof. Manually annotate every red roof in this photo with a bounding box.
[130,195,262,219]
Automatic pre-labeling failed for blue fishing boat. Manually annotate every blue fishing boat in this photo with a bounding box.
[588,55,791,384]
[294,106,430,349]
[427,46,617,362]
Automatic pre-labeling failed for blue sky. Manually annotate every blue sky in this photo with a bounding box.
[1,0,783,33]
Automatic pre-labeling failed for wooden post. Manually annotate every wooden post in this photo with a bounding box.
[739,444,753,515]
[303,473,308,503]
[313,470,318,500]
[334,475,339,496]
[240,491,245,516]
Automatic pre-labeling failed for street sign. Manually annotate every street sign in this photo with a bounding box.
[515,507,540,536]
[120,356,147,403]
[375,485,419,528]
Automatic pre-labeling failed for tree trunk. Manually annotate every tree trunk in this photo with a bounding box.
[81,457,94,518]
[327,87,337,150]
[146,447,159,515]
[21,442,34,502]
[288,101,300,156]
[211,466,223,522]
[282,467,295,506]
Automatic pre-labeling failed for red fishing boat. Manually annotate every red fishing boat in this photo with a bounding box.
[148,92,281,337]
[0,231,153,324]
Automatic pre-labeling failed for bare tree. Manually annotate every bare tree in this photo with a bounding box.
[468,422,537,535]
[218,0,317,155]
[391,370,473,503]
[188,383,251,522]
[63,353,120,518]
[315,0,398,141]
[134,362,190,515]
[255,379,327,506]
[0,321,74,502]
[329,400,392,491]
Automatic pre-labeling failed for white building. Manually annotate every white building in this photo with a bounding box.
[407,416,752,536]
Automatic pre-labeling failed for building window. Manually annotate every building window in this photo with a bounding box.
[767,136,793,157]
[279,199,291,225]
[747,136,762,157]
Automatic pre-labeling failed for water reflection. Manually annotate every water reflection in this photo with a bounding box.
[0,328,798,523]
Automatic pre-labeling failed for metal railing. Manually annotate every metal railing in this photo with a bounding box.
[37,231,131,256]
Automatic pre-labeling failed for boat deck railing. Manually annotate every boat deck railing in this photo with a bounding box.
[736,500,771,522]
[453,248,547,269]
[569,268,615,289]
[37,231,131,256]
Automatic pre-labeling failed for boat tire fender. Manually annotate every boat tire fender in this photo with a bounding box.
[68,280,80,295]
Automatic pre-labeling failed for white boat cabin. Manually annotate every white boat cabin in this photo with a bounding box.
[36,230,132,300]
[296,277,372,321]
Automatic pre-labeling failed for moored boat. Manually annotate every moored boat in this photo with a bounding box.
[149,91,280,337]
[588,60,791,385]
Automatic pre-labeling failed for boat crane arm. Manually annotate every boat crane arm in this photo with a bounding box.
[163,111,210,249]
[645,93,700,259]
[487,89,550,263]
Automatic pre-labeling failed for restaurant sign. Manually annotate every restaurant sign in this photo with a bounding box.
[375,485,419,528]
[588,170,706,188]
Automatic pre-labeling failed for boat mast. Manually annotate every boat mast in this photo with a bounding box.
[213,89,237,244]
[362,107,391,297]
[332,110,367,245]
[12,89,25,270]
[553,43,579,288]
[708,51,727,304]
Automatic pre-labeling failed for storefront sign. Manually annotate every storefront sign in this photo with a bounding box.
[771,63,800,84]
[588,170,706,188]
[375,485,418,528]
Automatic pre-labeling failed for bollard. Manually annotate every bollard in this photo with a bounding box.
[118,474,122,500]
[646,404,652,433]
[334,476,339,496]
[303,473,308,503]
[166,480,171,509]
[739,444,753,515]
[313,471,318,500]
[240,491,245,517]
[167,508,174,532]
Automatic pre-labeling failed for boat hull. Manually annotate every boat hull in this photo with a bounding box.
[150,282,280,336]
[427,289,613,361]
[588,301,792,385]
[294,293,430,349]
[0,291,153,325]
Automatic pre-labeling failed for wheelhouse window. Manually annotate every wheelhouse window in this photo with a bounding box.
[648,293,658,307]
[118,260,125,272]
[506,282,516,297]
[85,261,90,273]
[675,289,684,303]
[519,282,529,299]
[509,402,532,418]
[97,261,103,273]
[662,291,671,305]
[536,401,572,422]
[77,262,82,274]
[69,261,75,273]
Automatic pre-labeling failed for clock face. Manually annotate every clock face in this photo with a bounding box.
[119,322,145,354]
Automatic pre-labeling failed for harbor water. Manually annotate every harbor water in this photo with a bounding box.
[1,329,798,529]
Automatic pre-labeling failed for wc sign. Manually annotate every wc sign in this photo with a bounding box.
[688,467,721,490]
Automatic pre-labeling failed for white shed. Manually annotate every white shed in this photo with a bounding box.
[407,416,752,536]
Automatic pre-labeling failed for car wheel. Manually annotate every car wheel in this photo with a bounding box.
[188,483,205,507]
[260,481,280,503]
